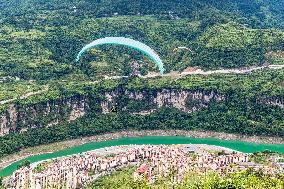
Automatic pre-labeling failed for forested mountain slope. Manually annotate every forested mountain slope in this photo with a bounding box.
[0,70,284,158]
[0,0,284,80]
[1,0,284,29]
[0,0,284,160]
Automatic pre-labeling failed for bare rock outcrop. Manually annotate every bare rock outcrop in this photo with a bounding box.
[101,89,225,114]
[3,88,280,137]
[0,95,88,136]
[258,97,284,108]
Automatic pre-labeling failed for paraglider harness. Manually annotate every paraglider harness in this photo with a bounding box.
[110,102,118,113]
[110,105,117,113]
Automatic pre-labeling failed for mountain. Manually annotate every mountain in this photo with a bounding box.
[0,0,284,80]
[0,2,283,184]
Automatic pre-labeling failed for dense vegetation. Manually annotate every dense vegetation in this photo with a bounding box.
[87,166,283,189]
[1,0,284,80]
[0,100,283,158]
[0,176,3,189]
[1,68,283,107]
[0,2,284,189]
[0,67,283,158]
[2,0,284,29]
[0,0,284,165]
[249,151,279,164]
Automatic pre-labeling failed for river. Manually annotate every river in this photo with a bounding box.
[0,136,284,177]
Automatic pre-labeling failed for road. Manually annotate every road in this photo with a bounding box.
[0,85,49,105]
[0,64,283,105]
[142,64,284,79]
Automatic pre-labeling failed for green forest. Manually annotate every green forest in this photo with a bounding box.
[0,1,284,188]
[1,0,284,79]
[1,69,284,157]
[0,0,284,163]
[87,166,283,189]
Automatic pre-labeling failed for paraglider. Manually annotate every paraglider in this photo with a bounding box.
[110,103,118,113]
[76,37,165,75]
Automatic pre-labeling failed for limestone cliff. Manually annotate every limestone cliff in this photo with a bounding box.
[258,97,284,109]
[0,89,282,136]
[0,95,88,136]
[100,89,225,114]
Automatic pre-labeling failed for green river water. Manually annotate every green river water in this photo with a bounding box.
[1,136,284,177]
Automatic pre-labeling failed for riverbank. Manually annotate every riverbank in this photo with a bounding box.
[1,129,283,171]
[4,144,253,188]
[1,134,284,177]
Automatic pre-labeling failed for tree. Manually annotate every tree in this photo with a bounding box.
[0,176,3,187]
[17,160,31,169]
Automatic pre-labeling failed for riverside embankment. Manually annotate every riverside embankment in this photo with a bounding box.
[1,130,284,177]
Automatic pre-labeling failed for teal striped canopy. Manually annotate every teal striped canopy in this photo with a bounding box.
[76,37,165,75]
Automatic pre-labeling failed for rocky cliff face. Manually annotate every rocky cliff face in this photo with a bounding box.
[258,97,284,109]
[100,89,225,114]
[0,95,88,136]
[1,88,281,136]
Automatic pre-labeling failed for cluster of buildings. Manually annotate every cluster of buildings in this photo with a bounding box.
[4,145,282,189]
[6,147,137,189]
[269,156,284,173]
[133,146,278,183]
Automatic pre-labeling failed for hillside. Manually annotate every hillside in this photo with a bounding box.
[0,0,284,80]
[0,69,283,158]
[0,0,283,165]
[2,0,284,29]
[1,1,284,188]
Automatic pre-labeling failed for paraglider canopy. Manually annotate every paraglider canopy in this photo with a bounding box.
[76,37,165,75]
